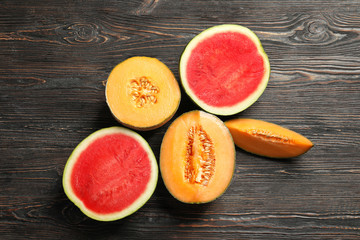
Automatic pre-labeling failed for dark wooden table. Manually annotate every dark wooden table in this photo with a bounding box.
[1,0,360,239]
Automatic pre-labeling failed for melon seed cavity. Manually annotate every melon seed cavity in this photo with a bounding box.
[184,125,215,186]
[128,76,160,108]
[248,129,293,144]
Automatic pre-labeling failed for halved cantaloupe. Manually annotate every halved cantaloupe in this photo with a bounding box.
[106,56,181,130]
[225,118,314,158]
[160,110,235,203]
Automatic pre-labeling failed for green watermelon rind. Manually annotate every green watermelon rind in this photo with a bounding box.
[179,24,271,116]
[62,127,158,221]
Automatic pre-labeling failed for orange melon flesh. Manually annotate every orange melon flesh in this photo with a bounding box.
[106,56,181,130]
[225,119,314,158]
[160,111,235,203]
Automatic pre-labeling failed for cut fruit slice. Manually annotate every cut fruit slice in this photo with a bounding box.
[63,127,158,221]
[160,110,235,203]
[180,24,270,116]
[225,118,314,158]
[106,56,181,130]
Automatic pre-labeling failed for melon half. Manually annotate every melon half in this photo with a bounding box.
[160,110,235,203]
[180,24,270,115]
[62,127,158,221]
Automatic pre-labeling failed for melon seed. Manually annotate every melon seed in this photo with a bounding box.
[184,125,215,186]
[128,76,160,108]
[247,129,293,144]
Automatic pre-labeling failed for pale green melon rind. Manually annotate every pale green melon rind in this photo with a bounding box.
[62,127,158,221]
[179,24,271,116]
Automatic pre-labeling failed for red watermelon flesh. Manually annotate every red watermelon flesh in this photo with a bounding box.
[63,127,158,221]
[180,24,270,116]
[186,31,265,107]
[71,133,151,214]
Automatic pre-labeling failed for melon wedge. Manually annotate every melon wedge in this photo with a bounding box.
[180,24,270,116]
[63,127,158,221]
[225,118,314,158]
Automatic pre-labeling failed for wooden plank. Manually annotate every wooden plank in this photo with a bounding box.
[0,0,359,239]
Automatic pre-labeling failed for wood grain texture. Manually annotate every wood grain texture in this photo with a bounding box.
[1,0,359,239]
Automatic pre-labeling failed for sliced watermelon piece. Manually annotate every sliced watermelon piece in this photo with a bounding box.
[62,127,158,221]
[180,24,270,116]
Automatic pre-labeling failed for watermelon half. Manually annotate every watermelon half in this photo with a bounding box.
[180,24,270,116]
[62,127,158,221]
